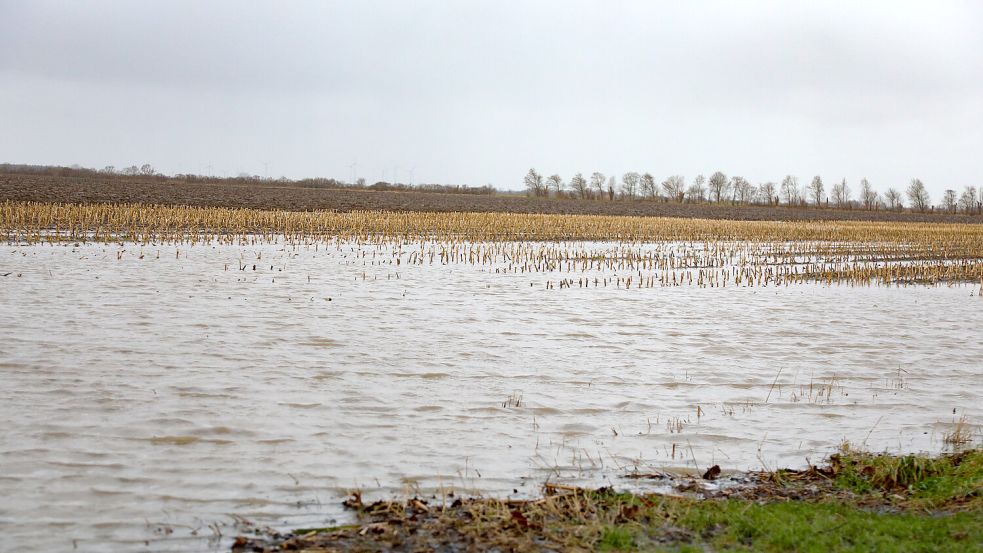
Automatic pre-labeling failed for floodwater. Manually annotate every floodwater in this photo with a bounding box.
[1,240,980,552]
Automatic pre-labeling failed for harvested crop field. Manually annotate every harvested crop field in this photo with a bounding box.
[2,200,981,549]
[3,173,981,223]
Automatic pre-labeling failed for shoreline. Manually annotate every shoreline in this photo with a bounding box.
[232,448,982,552]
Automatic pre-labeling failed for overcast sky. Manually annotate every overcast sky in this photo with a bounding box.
[1,1,981,196]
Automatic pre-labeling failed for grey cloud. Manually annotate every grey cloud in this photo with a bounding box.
[1,0,980,195]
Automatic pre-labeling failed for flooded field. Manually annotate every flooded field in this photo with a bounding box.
[1,238,980,551]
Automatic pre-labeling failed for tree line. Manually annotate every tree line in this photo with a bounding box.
[523,169,983,215]
[3,163,978,212]
[0,163,497,196]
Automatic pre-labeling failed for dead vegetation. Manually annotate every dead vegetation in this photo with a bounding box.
[4,201,983,288]
[231,448,983,552]
[4,173,983,223]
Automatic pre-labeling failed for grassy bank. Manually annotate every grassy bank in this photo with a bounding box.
[233,448,982,552]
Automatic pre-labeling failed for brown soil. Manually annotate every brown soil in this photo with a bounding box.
[3,173,981,223]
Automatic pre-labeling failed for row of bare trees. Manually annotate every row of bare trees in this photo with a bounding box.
[523,169,983,214]
[0,163,503,197]
[0,163,158,178]
[100,164,156,176]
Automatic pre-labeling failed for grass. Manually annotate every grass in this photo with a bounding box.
[675,500,980,552]
[232,448,983,552]
[828,445,983,512]
[599,525,637,551]
[945,415,976,447]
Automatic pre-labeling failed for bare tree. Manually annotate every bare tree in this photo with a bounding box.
[590,172,606,199]
[831,178,851,208]
[860,178,878,210]
[620,172,640,200]
[661,175,685,202]
[906,178,930,213]
[942,189,957,213]
[607,176,616,201]
[570,173,589,199]
[809,175,824,206]
[708,171,728,203]
[959,186,978,214]
[524,168,545,197]
[758,182,777,205]
[727,176,738,203]
[687,174,706,203]
[547,174,564,197]
[140,164,155,176]
[780,175,799,205]
[729,176,752,204]
[102,166,116,175]
[884,187,903,211]
[122,165,140,176]
[641,173,657,199]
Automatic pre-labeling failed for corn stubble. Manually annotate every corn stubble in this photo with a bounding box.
[4,200,983,288]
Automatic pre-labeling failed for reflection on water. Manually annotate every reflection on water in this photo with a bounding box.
[0,241,980,551]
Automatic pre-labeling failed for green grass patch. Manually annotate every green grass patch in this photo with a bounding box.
[599,525,636,551]
[831,447,983,510]
[674,498,982,552]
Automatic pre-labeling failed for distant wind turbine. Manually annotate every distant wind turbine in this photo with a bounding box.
[348,161,358,185]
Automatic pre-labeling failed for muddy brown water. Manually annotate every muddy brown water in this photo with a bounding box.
[1,240,980,551]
